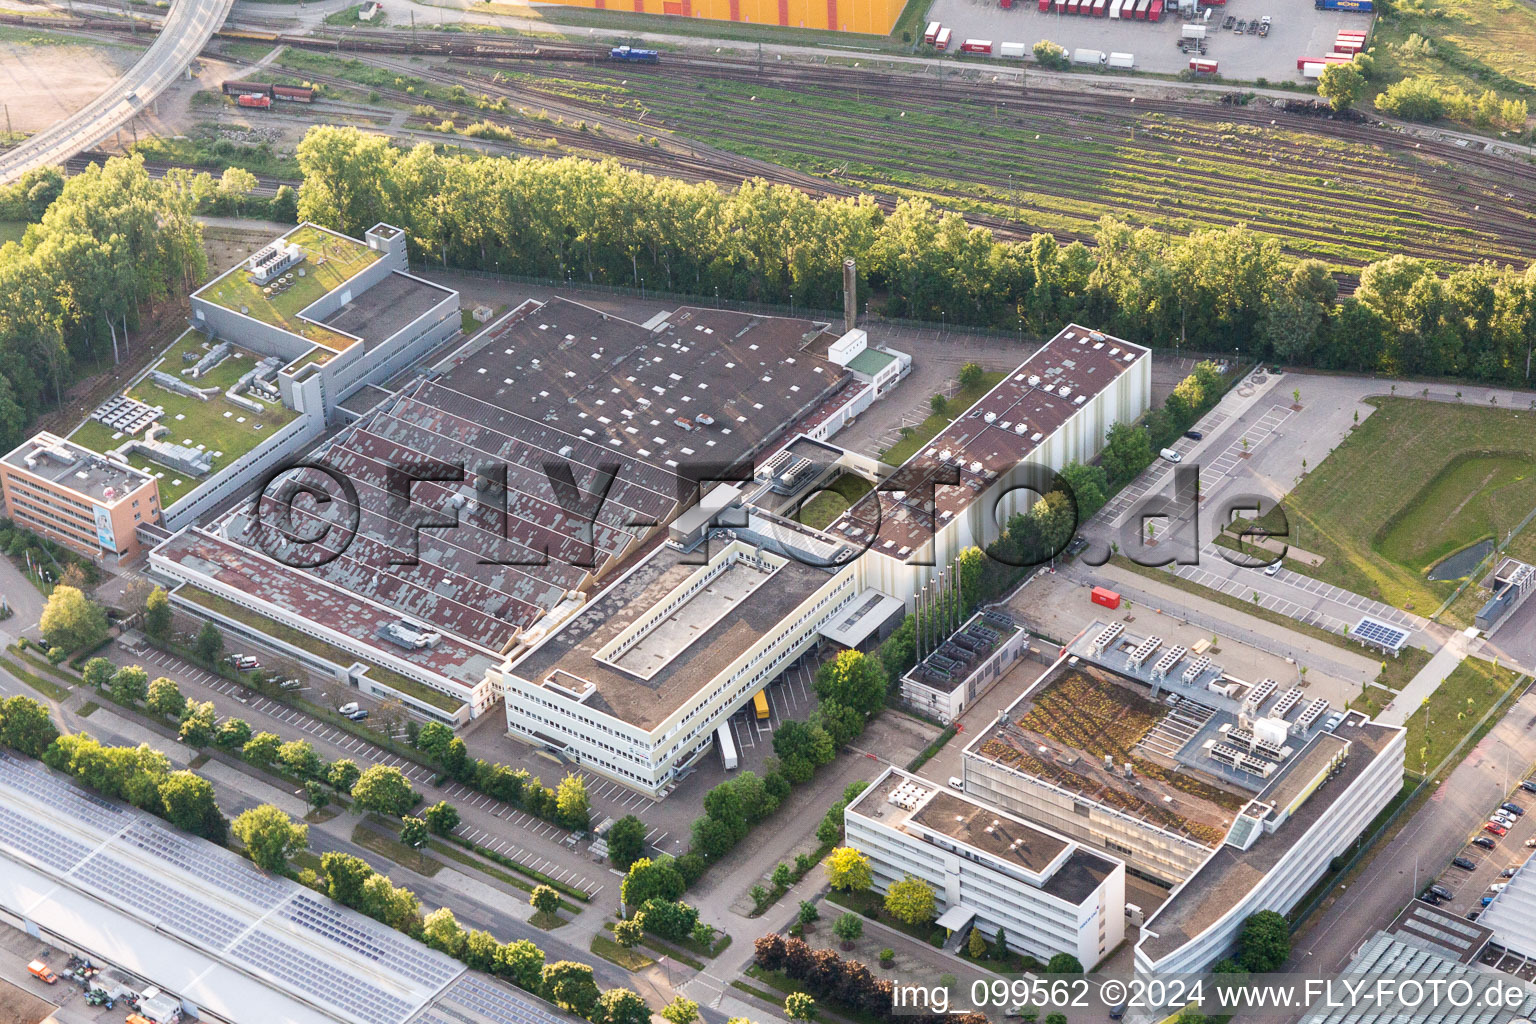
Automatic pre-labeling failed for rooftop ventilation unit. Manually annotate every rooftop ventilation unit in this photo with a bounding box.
[1181,656,1212,684]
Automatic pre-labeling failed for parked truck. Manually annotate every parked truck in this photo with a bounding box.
[716,723,738,770]
[1314,0,1373,10]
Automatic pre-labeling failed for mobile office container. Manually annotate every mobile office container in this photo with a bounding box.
[935,26,952,48]
[236,94,272,109]
[961,38,994,53]
[925,20,941,42]
[1110,0,1125,16]
[1073,47,1104,63]
[1000,41,1028,57]
[754,690,770,719]
[1315,0,1373,10]
[1301,61,1325,77]
[1091,586,1122,609]
[1189,56,1218,73]
[272,84,315,102]
[1108,50,1134,67]
[716,723,738,770]
[1148,1,1163,20]
[1182,23,1205,37]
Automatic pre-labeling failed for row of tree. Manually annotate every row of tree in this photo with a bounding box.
[754,933,988,1024]
[294,126,1536,387]
[40,730,228,843]
[0,158,207,455]
[411,720,591,831]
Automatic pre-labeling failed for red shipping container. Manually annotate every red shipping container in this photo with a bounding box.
[1093,0,1108,14]
[1091,586,1122,609]
[1148,0,1163,20]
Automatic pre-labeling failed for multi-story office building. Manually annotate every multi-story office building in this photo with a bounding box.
[0,432,161,562]
[845,767,1126,969]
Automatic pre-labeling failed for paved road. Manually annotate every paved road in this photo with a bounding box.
[0,0,237,185]
[1290,683,1536,975]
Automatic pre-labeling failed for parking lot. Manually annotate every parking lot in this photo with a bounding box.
[921,0,1374,79]
[1425,780,1536,923]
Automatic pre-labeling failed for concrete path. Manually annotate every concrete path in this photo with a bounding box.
[1377,634,1475,728]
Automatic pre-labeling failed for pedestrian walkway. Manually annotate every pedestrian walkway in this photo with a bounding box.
[1377,637,1472,728]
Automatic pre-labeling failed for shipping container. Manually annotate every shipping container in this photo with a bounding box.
[1148,0,1163,20]
[1109,0,1124,17]
[960,38,994,53]
[1000,0,1012,10]
[1333,39,1361,53]
[1066,0,1081,14]
[1323,52,1354,61]
[1189,56,1218,73]
[1073,47,1104,63]
[924,19,941,42]
[1336,28,1367,37]
[1137,0,1152,19]
[1000,40,1027,57]
[272,84,315,102]
[1182,23,1205,37]
[716,724,738,770]
[1302,61,1324,77]
[935,26,952,48]
[1093,0,1108,15]
[1038,0,1051,10]
[236,94,272,109]
[754,690,770,719]
[1108,50,1134,67]
[1314,0,1373,10]
[1091,586,1122,609]
[222,81,272,98]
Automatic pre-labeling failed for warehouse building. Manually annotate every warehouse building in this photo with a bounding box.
[957,621,1404,977]
[0,432,161,562]
[0,750,578,1024]
[845,767,1126,969]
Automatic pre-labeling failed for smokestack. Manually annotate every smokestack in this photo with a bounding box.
[843,258,857,333]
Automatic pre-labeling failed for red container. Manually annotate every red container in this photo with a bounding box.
[1148,0,1163,20]
[935,26,952,48]
[236,94,272,109]
[961,38,994,53]
[1189,57,1218,73]
[1091,586,1122,610]
[1093,0,1108,14]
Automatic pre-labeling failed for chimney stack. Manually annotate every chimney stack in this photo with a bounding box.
[843,258,857,333]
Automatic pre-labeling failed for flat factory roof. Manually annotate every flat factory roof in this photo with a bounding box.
[849,768,1119,905]
[830,324,1146,558]
[2,433,154,505]
[323,272,454,352]
[507,540,836,731]
[206,298,845,651]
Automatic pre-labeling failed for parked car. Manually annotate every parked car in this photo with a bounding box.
[1419,893,1443,906]
[1467,910,1481,921]
[1159,447,1183,463]
[338,702,360,716]
[1428,883,1454,900]
[1453,856,1477,871]
[1482,895,1496,906]
[1522,778,1536,794]
[279,679,303,690]
[1501,868,1518,878]
[1485,822,1508,836]
[1525,837,1536,848]
[1184,430,1204,441]
[1474,836,1498,850]
[1502,802,1525,816]
[1264,562,1282,577]
[348,709,370,721]
[1493,810,1517,826]
[1489,883,1508,894]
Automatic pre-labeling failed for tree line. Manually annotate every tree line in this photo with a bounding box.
[294,126,1536,388]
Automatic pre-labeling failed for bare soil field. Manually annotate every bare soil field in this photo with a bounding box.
[0,37,136,133]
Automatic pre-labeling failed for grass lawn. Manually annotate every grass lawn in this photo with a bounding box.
[880,371,1006,465]
[799,473,874,530]
[590,934,653,970]
[324,2,386,24]
[194,224,378,349]
[1369,0,1536,116]
[825,889,938,946]
[1351,656,1525,775]
[1245,399,1536,626]
[352,822,443,877]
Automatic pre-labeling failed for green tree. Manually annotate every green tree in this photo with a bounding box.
[556,773,591,829]
[81,656,113,690]
[884,875,937,925]
[621,857,685,909]
[214,716,252,751]
[1376,76,1447,121]
[0,696,58,756]
[797,900,819,925]
[613,917,644,948]
[1237,910,1290,972]
[1032,39,1069,70]
[242,731,282,769]
[195,621,224,663]
[108,665,149,705]
[540,961,601,1018]
[785,992,817,1022]
[1056,461,1109,520]
[1046,953,1083,974]
[304,780,330,815]
[1318,63,1366,111]
[39,585,107,653]
[530,884,561,916]
[422,906,467,957]
[146,676,185,719]
[967,927,988,958]
[595,988,652,1024]
[661,997,700,1024]
[320,851,375,907]
[277,739,324,779]
[415,721,454,761]
[833,912,864,946]
[957,361,986,390]
[606,814,647,870]
[1101,422,1154,486]
[813,649,888,718]
[827,847,872,892]
[352,764,415,816]
[178,701,217,748]
[143,586,172,640]
[423,800,460,835]
[400,815,430,866]
[158,770,223,838]
[232,804,308,872]
[327,757,362,793]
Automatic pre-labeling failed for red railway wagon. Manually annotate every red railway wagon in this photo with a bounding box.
[1091,586,1122,610]
[272,84,315,102]
[236,94,272,109]
[960,38,994,53]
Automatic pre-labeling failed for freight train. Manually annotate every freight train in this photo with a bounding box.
[608,45,659,62]
[220,81,317,102]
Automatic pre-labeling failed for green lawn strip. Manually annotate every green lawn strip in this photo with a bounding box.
[441,833,591,901]
[602,922,705,970]
[0,221,27,243]
[9,646,80,688]
[1240,399,1536,626]
[906,725,957,772]
[77,701,100,718]
[352,821,444,877]
[880,372,1006,464]
[171,586,464,714]
[590,934,654,970]
[825,889,937,946]
[1353,656,1526,775]
[0,656,71,702]
[745,966,886,1024]
[798,474,874,530]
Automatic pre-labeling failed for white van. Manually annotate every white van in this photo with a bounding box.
[949,777,964,790]
[1159,447,1182,463]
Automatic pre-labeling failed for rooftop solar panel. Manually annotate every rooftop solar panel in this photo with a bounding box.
[74,852,246,951]
[234,929,416,1024]
[0,804,92,873]
[1349,616,1410,653]
[121,819,288,909]
[280,893,461,988]
[0,752,124,832]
